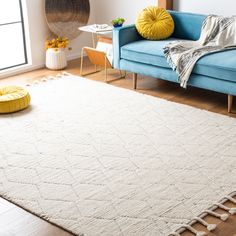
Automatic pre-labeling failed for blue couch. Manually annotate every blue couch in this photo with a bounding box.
[113,10,236,112]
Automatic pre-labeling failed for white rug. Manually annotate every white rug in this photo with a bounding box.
[0,74,236,236]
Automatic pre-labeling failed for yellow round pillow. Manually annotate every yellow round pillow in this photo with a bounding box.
[0,86,31,114]
[135,7,174,40]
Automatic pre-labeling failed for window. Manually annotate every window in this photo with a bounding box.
[0,0,28,71]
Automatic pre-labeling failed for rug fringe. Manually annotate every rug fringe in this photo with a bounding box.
[25,71,72,87]
[194,217,216,231]
[168,191,236,236]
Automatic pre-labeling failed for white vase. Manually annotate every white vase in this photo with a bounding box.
[46,48,67,70]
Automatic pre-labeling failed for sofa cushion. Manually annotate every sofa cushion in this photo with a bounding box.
[121,39,236,82]
[136,7,174,40]
[169,11,206,41]
[121,38,175,68]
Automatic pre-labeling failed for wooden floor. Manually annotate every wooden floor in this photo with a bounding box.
[0,58,236,236]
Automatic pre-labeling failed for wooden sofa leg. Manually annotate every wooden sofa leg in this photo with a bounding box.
[228,94,234,113]
[133,73,137,89]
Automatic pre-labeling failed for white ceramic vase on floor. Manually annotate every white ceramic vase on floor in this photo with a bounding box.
[46,48,67,70]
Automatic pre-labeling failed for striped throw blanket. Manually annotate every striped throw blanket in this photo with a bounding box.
[164,15,236,88]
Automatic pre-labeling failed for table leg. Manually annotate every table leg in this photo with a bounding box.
[91,33,97,71]
[92,32,96,48]
[80,48,84,75]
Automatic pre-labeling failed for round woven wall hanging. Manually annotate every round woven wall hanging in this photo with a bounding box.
[45,0,90,39]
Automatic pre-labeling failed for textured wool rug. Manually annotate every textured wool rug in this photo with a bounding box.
[0,74,236,236]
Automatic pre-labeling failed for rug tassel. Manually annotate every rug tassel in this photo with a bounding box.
[204,210,229,221]
[194,217,217,231]
[48,76,56,80]
[181,224,207,236]
[33,80,40,84]
[41,77,48,82]
[169,232,181,236]
[62,71,71,76]
[215,203,236,215]
[56,73,63,78]
[225,196,236,205]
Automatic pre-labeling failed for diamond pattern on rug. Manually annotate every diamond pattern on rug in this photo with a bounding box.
[0,75,236,236]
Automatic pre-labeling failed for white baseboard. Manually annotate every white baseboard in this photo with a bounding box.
[67,52,82,61]
[0,53,83,80]
[0,64,45,80]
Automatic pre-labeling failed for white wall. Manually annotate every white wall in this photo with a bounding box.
[0,0,96,78]
[25,0,234,71]
[174,0,236,16]
[2,0,235,78]
[94,0,156,25]
[26,0,96,68]
[25,0,156,71]
[25,0,49,68]
[94,0,236,25]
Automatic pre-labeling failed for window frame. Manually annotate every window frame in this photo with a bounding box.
[0,0,28,71]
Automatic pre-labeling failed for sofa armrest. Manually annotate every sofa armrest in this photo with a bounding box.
[113,24,142,69]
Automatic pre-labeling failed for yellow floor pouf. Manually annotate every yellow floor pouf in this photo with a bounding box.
[0,86,31,114]
[136,6,174,40]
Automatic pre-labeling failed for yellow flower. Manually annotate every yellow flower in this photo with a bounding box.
[45,36,70,50]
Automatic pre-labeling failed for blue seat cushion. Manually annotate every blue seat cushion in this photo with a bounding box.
[121,39,236,83]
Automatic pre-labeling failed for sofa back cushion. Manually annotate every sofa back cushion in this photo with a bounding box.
[169,11,206,41]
